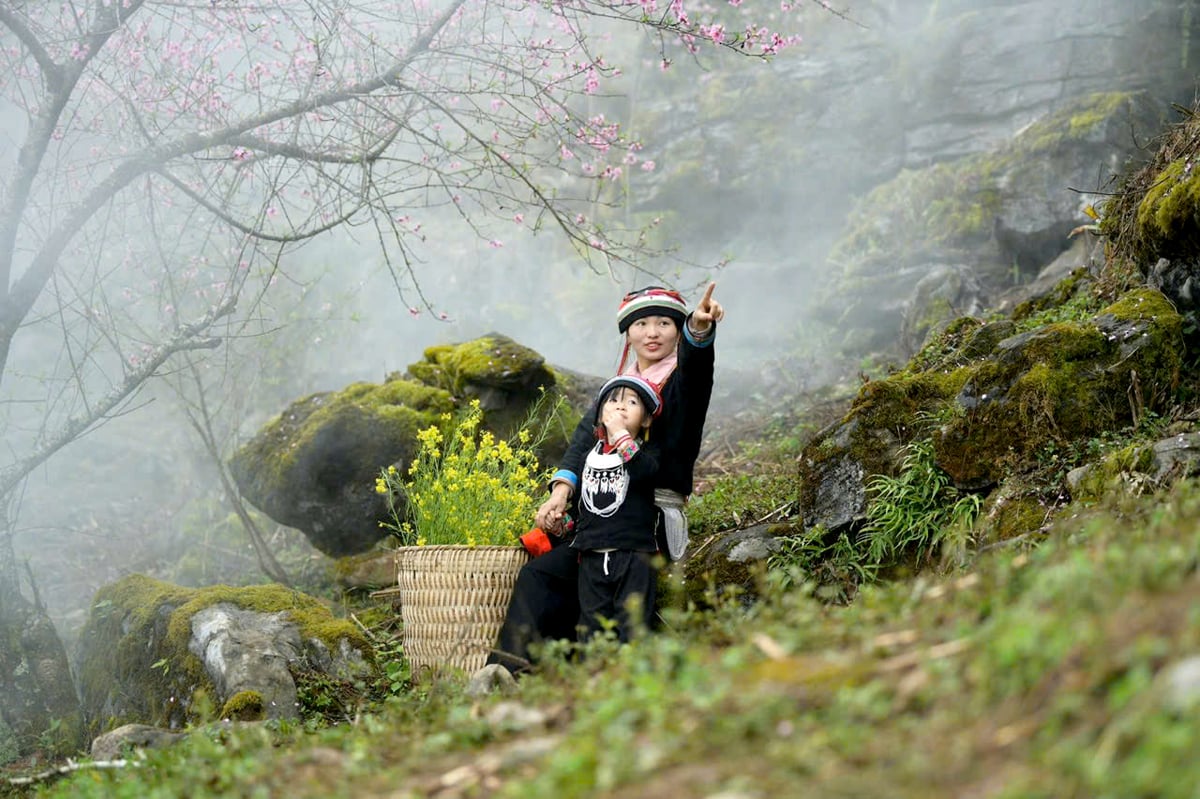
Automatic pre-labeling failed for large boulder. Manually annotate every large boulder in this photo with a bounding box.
[76,575,373,735]
[818,91,1166,360]
[230,334,585,557]
[935,288,1183,487]
[230,378,453,557]
[797,286,1183,529]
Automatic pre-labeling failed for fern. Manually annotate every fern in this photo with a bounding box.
[861,439,981,566]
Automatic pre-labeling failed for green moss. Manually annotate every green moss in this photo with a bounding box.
[230,379,453,498]
[1011,268,1100,330]
[164,582,369,662]
[1013,359,1104,432]
[848,368,972,436]
[1102,95,1200,266]
[1070,442,1158,504]
[1019,91,1133,152]
[1100,286,1179,323]
[220,691,265,722]
[407,336,552,397]
[1134,157,1200,261]
[934,290,1182,486]
[799,368,971,522]
[831,162,1001,269]
[293,383,451,468]
[975,481,1053,546]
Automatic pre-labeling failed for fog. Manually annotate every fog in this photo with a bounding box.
[1,0,1192,643]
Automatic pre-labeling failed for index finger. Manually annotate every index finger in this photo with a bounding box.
[700,282,716,306]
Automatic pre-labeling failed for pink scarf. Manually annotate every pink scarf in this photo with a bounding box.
[622,350,677,389]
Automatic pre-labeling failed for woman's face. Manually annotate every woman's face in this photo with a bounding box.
[626,315,679,365]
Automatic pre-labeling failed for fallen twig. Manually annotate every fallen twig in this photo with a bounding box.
[6,758,133,787]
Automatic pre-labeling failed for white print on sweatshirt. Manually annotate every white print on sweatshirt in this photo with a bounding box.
[580,444,628,518]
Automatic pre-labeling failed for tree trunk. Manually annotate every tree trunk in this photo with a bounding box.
[0,507,84,763]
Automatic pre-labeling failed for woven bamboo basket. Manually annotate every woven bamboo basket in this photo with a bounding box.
[395,545,529,673]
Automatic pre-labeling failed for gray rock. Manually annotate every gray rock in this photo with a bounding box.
[90,723,185,761]
[466,664,518,698]
[1162,656,1200,714]
[682,524,786,603]
[1150,433,1200,481]
[799,418,900,535]
[189,605,304,720]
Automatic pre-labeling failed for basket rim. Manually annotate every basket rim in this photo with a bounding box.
[394,544,525,552]
[393,542,525,547]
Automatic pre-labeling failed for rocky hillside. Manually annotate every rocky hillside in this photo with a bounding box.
[629,0,1200,363]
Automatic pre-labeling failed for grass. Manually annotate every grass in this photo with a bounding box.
[17,471,1200,798]
[687,470,797,535]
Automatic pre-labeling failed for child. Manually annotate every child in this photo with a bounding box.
[571,374,663,643]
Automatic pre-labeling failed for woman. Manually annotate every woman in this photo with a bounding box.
[486,283,724,674]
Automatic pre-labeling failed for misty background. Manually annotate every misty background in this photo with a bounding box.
[4,0,1197,649]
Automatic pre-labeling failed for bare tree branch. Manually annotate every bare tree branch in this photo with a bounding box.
[158,168,361,243]
[180,358,292,587]
[0,0,148,295]
[0,298,236,498]
[0,0,468,378]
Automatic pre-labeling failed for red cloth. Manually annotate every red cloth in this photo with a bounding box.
[520,528,553,558]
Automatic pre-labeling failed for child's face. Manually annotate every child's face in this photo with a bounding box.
[603,386,650,431]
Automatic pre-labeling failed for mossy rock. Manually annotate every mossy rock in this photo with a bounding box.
[1009,266,1098,327]
[823,90,1161,359]
[231,335,589,557]
[798,366,969,533]
[1134,156,1200,263]
[935,288,1182,487]
[1068,430,1200,504]
[407,334,551,404]
[900,265,987,356]
[845,89,1138,263]
[229,378,455,556]
[405,334,586,460]
[219,690,266,722]
[330,550,396,591]
[1066,441,1157,505]
[76,575,372,737]
[909,316,986,372]
[677,524,782,609]
[974,477,1060,547]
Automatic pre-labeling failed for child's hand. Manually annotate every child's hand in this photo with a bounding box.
[601,407,630,442]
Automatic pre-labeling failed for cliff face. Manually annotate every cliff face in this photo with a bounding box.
[633,0,1200,361]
